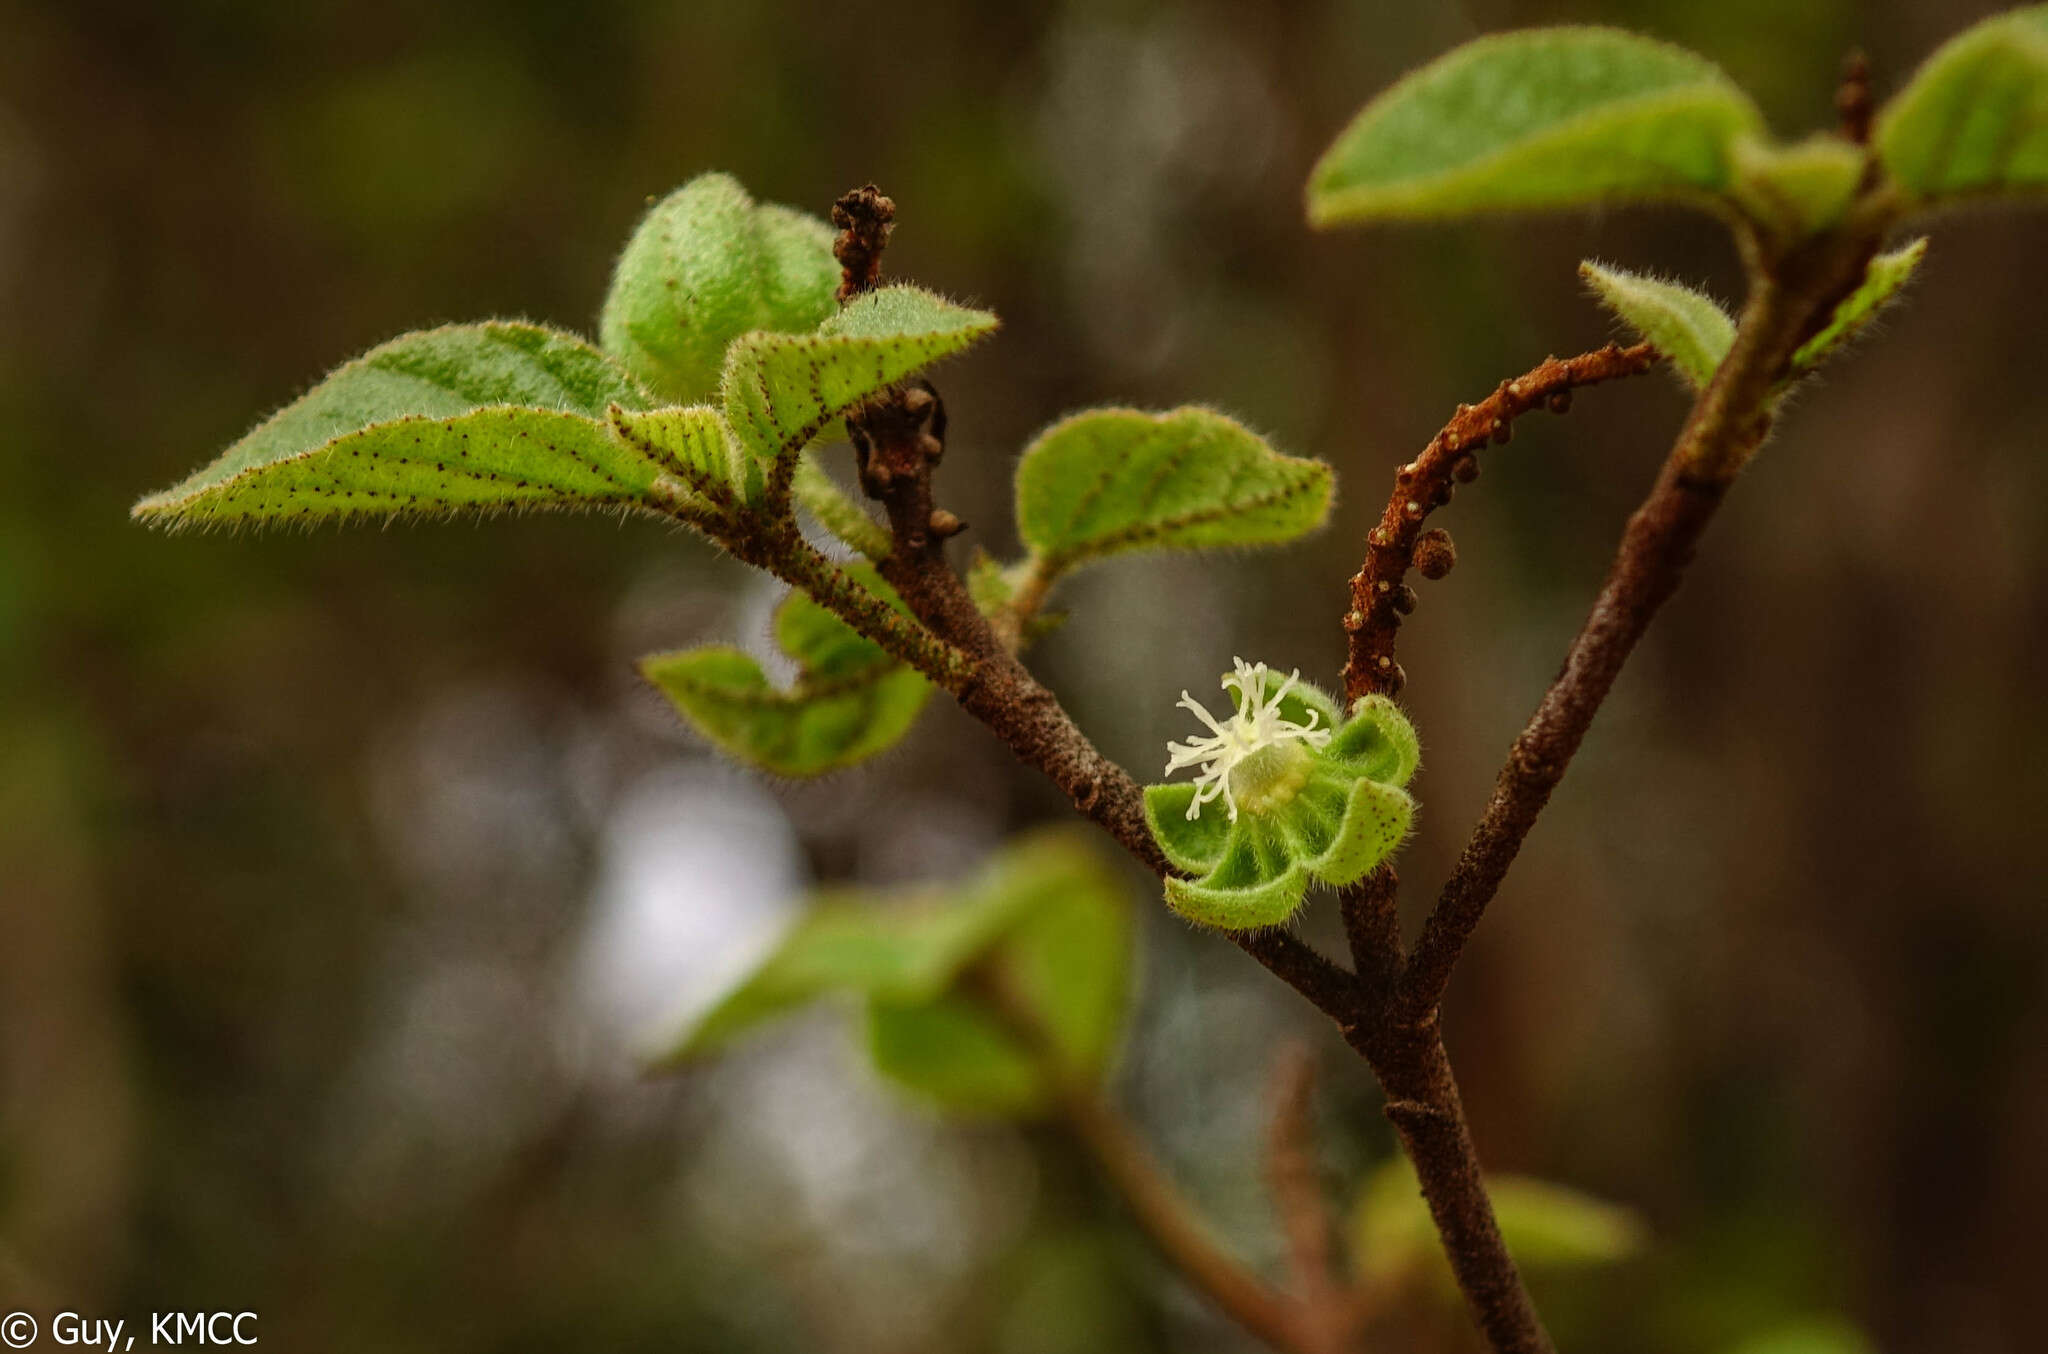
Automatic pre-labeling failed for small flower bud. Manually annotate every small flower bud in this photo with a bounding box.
[1414,528,1456,580]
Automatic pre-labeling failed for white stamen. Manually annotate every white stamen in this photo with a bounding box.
[1162,658,1333,821]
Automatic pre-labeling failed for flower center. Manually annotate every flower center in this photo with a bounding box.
[1230,740,1313,816]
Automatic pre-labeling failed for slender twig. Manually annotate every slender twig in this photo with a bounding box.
[1343,342,1659,703]
[967,966,1326,1354]
[1063,1083,1319,1354]
[1266,1046,1366,1354]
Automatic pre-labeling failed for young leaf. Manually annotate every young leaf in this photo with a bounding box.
[133,323,672,528]
[600,172,841,403]
[1352,1155,1645,1297]
[640,563,932,777]
[1579,261,1736,389]
[1014,408,1332,582]
[1729,136,1866,238]
[1790,238,1928,373]
[721,285,998,475]
[1876,6,2048,206]
[1307,27,1765,226]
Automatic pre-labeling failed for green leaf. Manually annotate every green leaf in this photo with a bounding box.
[640,563,932,777]
[982,835,1132,1083]
[599,172,842,403]
[1790,238,1928,373]
[606,404,742,502]
[1876,6,2048,205]
[1307,27,1765,225]
[867,995,1048,1116]
[1352,1155,1645,1297]
[1014,408,1332,580]
[658,829,1133,1119]
[1579,261,1736,390]
[1729,136,1866,238]
[721,285,998,475]
[133,323,672,528]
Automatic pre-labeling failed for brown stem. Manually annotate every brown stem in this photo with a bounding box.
[1398,218,1890,1025]
[839,381,1361,1022]
[1349,1015,1540,1354]
[1266,1046,1366,1354]
[1342,343,1659,703]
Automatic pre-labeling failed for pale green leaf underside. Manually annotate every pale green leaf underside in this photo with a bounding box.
[1308,26,1764,225]
[1877,6,2048,204]
[1791,238,1928,373]
[792,454,892,559]
[599,171,842,403]
[1580,260,1735,389]
[641,568,931,778]
[721,285,998,468]
[1014,407,1332,574]
[133,322,664,527]
[1352,1155,1645,1294]
[607,404,740,499]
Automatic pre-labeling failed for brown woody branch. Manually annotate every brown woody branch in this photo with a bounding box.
[1342,342,1659,704]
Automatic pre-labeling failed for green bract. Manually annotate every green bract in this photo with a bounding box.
[131,323,674,528]
[1307,27,1764,225]
[1579,261,1736,390]
[1877,6,2048,206]
[639,563,931,778]
[656,829,1132,1119]
[599,172,841,403]
[1143,664,1418,931]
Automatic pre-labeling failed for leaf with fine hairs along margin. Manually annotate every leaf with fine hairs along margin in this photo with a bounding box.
[599,171,842,403]
[639,562,932,779]
[1013,406,1332,582]
[132,322,674,529]
[1307,26,1764,226]
[1791,238,1929,374]
[720,285,998,474]
[1579,261,1735,390]
[1877,6,2048,206]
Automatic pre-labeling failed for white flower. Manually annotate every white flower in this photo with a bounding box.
[1163,658,1334,821]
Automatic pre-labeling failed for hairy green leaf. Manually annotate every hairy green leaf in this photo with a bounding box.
[1014,408,1331,580]
[722,285,998,474]
[1352,1155,1645,1296]
[1877,6,2048,205]
[1790,238,1928,373]
[640,563,931,777]
[1730,136,1866,238]
[600,172,841,403]
[606,404,741,502]
[1307,27,1764,225]
[133,323,671,528]
[1579,261,1736,389]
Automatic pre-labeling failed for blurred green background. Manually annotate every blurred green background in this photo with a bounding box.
[2,0,2044,1350]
